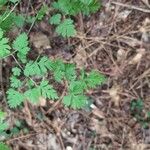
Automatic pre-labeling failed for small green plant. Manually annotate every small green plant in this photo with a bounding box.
[0,110,8,133]
[0,28,106,109]
[49,0,101,37]
[130,99,150,128]
[0,0,25,31]
[0,110,10,150]
[0,142,10,150]
[0,0,101,38]
[0,1,104,149]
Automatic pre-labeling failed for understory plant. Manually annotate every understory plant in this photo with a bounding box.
[0,0,103,148]
[0,28,106,108]
[0,27,106,148]
[131,99,150,128]
[49,0,101,37]
[5,31,106,108]
[0,110,10,150]
[0,0,101,37]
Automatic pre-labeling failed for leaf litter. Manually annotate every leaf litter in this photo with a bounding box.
[1,0,150,149]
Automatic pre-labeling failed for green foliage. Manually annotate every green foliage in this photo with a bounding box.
[51,59,65,82]
[0,143,10,150]
[0,1,105,110]
[7,89,25,108]
[50,0,101,37]
[49,14,61,25]
[52,0,80,16]
[40,80,58,100]
[0,122,8,133]
[12,67,21,76]
[63,94,87,109]
[130,99,150,128]
[36,5,48,21]
[7,53,106,109]
[64,63,76,81]
[9,0,19,3]
[52,0,100,16]
[24,57,52,77]
[62,70,105,109]
[0,6,25,31]
[0,11,15,31]
[13,14,25,28]
[24,88,41,104]
[12,33,30,63]
[0,110,8,133]
[84,70,106,88]
[56,19,76,38]
[130,99,143,112]
[0,0,7,6]
[0,110,6,121]
[0,28,11,58]
[10,76,22,88]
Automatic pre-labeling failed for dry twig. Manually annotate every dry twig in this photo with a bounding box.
[111,1,150,13]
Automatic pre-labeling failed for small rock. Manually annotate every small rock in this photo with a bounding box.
[66,146,73,150]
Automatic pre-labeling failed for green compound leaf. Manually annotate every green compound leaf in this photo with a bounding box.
[79,0,93,5]
[26,16,36,24]
[85,70,106,88]
[40,80,58,100]
[65,63,76,81]
[12,67,21,76]
[52,0,81,15]
[80,0,101,15]
[10,76,22,88]
[63,94,87,109]
[13,14,25,28]
[37,5,48,21]
[9,0,19,3]
[7,89,25,108]
[38,56,53,73]
[12,33,30,63]
[0,28,11,58]
[51,59,65,82]
[69,80,86,94]
[24,57,52,77]
[0,0,7,5]
[0,11,15,31]
[56,19,76,37]
[24,88,41,104]
[24,61,41,77]
[51,60,76,82]
[0,110,6,122]
[0,143,10,150]
[49,14,61,25]
[0,122,8,132]
[52,0,101,16]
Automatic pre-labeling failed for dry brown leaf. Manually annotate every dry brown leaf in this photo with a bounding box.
[38,96,46,107]
[117,49,126,61]
[141,0,150,8]
[129,49,146,65]
[36,133,61,150]
[90,118,113,138]
[119,36,142,47]
[129,131,148,150]
[140,18,150,43]
[117,10,132,21]
[131,143,147,150]
[30,32,51,53]
[91,104,105,119]
[73,45,87,69]
[108,85,122,106]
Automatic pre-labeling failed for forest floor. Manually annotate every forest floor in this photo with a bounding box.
[1,0,150,150]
